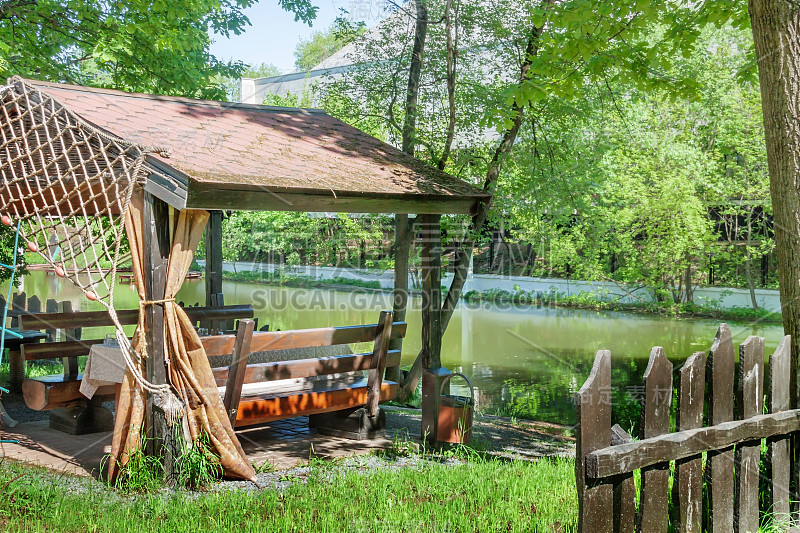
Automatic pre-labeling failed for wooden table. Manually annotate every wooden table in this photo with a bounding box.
[3,329,47,394]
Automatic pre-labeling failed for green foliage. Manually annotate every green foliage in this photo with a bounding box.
[176,430,223,490]
[0,0,318,99]
[103,436,164,494]
[294,15,366,71]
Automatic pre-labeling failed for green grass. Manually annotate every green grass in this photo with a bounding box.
[0,455,577,532]
[221,270,384,291]
[462,288,783,324]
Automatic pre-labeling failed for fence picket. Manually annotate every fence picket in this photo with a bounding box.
[673,351,705,533]
[768,336,791,526]
[576,349,613,533]
[734,336,764,533]
[611,424,636,533]
[637,346,672,533]
[705,323,735,533]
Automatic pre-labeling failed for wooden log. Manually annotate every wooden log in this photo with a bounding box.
[22,338,105,361]
[365,311,393,417]
[17,305,254,330]
[735,336,764,533]
[8,292,26,392]
[637,346,672,533]
[222,319,254,427]
[22,376,116,411]
[212,350,402,385]
[248,322,407,354]
[768,336,792,526]
[204,210,223,311]
[575,350,613,533]
[143,194,178,481]
[611,424,636,533]
[11,291,26,327]
[673,351,705,533]
[706,323,735,533]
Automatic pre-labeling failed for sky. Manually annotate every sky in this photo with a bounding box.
[210,0,390,73]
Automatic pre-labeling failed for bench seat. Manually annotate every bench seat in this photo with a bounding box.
[23,373,116,411]
[232,378,398,427]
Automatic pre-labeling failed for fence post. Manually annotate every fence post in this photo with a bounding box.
[575,349,613,533]
[673,351,705,533]
[734,336,764,533]
[637,346,672,533]
[768,336,792,526]
[705,323,735,533]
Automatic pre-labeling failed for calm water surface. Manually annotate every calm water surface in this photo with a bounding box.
[8,271,787,425]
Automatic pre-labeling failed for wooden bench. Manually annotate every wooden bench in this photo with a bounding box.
[215,311,406,439]
[19,304,254,434]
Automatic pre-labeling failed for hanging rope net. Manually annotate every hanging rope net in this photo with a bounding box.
[0,76,183,418]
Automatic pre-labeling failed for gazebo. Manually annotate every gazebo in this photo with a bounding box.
[0,77,490,479]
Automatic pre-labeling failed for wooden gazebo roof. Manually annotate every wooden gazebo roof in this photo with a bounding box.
[21,79,490,215]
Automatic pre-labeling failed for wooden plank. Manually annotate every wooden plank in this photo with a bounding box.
[22,376,116,411]
[768,336,792,525]
[365,311,393,417]
[587,409,800,478]
[234,381,397,427]
[202,334,237,358]
[248,322,407,354]
[610,424,636,533]
[735,336,764,533]
[22,338,105,361]
[10,291,26,327]
[575,349,613,533]
[637,346,673,533]
[673,352,705,533]
[420,214,442,370]
[706,323,735,533]
[26,296,40,314]
[185,186,483,216]
[59,301,79,379]
[45,299,58,342]
[212,350,402,385]
[17,304,254,330]
[222,319,254,427]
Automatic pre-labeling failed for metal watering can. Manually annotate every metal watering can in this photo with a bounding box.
[436,372,475,444]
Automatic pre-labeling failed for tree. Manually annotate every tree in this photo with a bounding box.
[294,15,366,71]
[748,0,800,404]
[0,0,319,99]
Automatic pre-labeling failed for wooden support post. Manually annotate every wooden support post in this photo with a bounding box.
[387,214,412,383]
[142,193,179,483]
[419,214,443,443]
[205,210,224,308]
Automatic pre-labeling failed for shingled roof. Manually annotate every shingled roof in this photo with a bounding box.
[20,79,490,215]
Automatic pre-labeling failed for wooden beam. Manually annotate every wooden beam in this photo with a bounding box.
[420,214,442,369]
[142,193,179,481]
[248,322,407,354]
[585,409,800,479]
[222,319,254,426]
[18,305,253,330]
[186,186,483,216]
[205,210,224,308]
[388,214,412,383]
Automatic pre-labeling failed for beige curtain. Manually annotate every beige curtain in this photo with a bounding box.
[109,190,255,482]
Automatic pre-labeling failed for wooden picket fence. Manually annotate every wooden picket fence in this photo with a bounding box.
[576,323,798,533]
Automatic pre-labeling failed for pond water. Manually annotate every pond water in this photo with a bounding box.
[6,271,787,426]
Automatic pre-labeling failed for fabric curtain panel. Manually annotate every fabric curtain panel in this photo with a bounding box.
[109,189,255,481]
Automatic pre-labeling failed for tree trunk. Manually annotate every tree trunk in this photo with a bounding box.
[396,12,552,401]
[401,0,429,155]
[748,0,800,409]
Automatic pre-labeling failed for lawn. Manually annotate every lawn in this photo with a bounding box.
[0,454,577,532]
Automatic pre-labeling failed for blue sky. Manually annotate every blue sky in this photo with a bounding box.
[210,1,388,73]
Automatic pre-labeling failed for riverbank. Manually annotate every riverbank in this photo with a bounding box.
[220,270,783,325]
